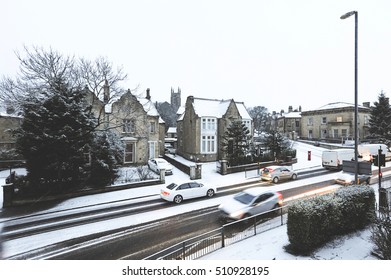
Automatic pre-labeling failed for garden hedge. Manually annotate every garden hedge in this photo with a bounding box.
[287,185,376,254]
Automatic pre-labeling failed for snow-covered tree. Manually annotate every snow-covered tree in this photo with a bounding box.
[221,120,251,166]
[16,79,96,189]
[369,91,391,144]
[1,46,129,192]
[262,130,291,160]
[88,130,124,187]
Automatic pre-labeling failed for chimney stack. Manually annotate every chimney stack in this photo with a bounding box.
[146,88,151,100]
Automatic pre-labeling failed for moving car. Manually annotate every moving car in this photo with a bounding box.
[260,166,297,183]
[218,188,283,220]
[160,182,216,204]
[335,171,371,186]
[148,158,173,175]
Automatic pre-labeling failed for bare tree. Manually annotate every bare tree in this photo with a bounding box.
[0,45,130,114]
[78,56,129,101]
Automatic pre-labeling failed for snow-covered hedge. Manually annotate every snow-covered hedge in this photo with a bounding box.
[286,185,376,254]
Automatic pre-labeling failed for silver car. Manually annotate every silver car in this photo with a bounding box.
[261,165,297,183]
[218,188,283,220]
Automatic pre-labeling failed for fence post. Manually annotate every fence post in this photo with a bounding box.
[280,207,283,225]
[253,216,257,235]
[221,226,225,248]
[182,241,186,260]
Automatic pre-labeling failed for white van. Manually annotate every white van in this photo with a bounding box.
[322,149,355,170]
[358,144,390,161]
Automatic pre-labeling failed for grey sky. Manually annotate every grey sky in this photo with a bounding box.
[2,0,391,113]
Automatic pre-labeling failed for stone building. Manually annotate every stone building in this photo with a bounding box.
[177,96,252,162]
[276,105,302,139]
[300,102,371,143]
[104,88,165,164]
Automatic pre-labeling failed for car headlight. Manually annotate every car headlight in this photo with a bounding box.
[229,210,246,219]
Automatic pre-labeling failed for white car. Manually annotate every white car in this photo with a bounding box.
[160,182,216,204]
[218,188,283,220]
[148,158,173,175]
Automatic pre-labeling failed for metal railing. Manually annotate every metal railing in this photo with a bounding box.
[144,206,288,260]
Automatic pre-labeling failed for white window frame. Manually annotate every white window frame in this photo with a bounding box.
[201,135,216,154]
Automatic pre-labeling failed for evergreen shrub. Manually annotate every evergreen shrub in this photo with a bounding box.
[286,185,375,254]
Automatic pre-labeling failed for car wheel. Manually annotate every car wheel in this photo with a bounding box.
[206,189,215,197]
[272,177,279,183]
[291,174,297,180]
[173,195,183,204]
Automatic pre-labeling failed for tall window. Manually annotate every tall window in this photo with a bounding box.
[201,135,216,153]
[123,119,135,133]
[322,117,327,124]
[201,117,217,154]
[308,117,313,126]
[124,142,135,163]
[149,121,156,133]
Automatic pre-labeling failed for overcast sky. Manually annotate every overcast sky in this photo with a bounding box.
[2,0,391,113]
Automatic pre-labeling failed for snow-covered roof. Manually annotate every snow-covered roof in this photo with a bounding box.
[167,127,177,134]
[236,102,252,120]
[176,106,185,115]
[192,98,231,118]
[279,111,301,119]
[192,98,252,120]
[104,91,161,119]
[138,97,160,117]
[317,102,367,110]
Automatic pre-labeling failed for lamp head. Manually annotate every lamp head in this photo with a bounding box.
[340,11,357,19]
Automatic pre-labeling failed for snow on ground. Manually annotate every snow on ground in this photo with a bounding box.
[0,141,386,260]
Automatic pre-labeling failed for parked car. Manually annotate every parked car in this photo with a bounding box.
[165,147,176,154]
[335,171,371,186]
[218,188,283,220]
[260,166,297,183]
[160,182,216,204]
[148,158,173,175]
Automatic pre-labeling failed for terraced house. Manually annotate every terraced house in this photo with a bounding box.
[177,96,252,162]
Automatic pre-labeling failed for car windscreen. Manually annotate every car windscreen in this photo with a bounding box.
[234,192,255,205]
[166,183,177,190]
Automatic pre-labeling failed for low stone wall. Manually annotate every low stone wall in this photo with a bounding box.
[2,177,164,208]
[218,158,298,175]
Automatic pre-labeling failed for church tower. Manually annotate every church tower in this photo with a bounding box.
[170,87,181,113]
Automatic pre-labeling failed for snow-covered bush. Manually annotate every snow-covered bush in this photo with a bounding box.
[371,213,391,259]
[286,185,375,254]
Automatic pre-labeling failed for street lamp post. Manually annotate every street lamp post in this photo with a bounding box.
[340,11,358,184]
